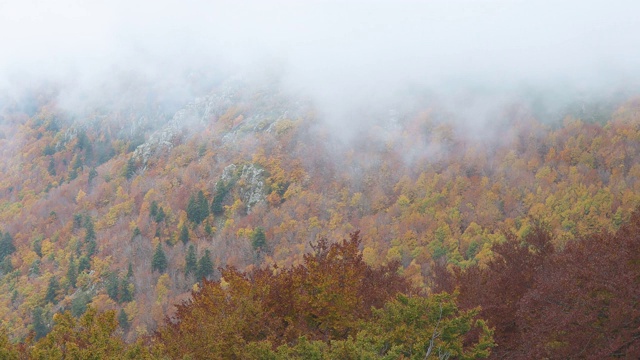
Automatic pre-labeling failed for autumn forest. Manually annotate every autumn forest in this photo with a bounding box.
[0,79,639,359]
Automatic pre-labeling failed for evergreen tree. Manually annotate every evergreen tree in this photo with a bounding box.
[86,239,97,257]
[0,232,15,262]
[120,278,133,303]
[71,154,83,172]
[32,307,48,340]
[67,255,78,288]
[150,201,158,219]
[186,194,198,224]
[197,190,210,223]
[45,276,59,304]
[204,222,213,236]
[132,226,141,240]
[78,255,91,273]
[73,214,83,229]
[251,227,267,251]
[211,181,227,216]
[185,245,197,277]
[47,157,56,176]
[84,216,96,242]
[180,224,190,245]
[196,250,214,281]
[155,206,166,223]
[88,167,98,184]
[152,243,168,273]
[106,273,119,302]
[124,157,136,180]
[118,309,129,330]
[127,263,134,279]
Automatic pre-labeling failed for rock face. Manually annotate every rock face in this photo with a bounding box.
[133,86,240,164]
[221,163,266,213]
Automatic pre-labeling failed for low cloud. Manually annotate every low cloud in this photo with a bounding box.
[1,0,639,129]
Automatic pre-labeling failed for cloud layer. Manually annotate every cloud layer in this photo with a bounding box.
[2,0,639,123]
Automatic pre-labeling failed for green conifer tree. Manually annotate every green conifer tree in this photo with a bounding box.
[185,245,197,277]
[196,249,214,281]
[152,243,168,273]
[180,224,190,245]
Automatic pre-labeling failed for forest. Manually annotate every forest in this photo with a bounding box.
[0,83,639,358]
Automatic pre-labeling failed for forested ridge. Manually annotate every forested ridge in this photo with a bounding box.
[1,84,640,358]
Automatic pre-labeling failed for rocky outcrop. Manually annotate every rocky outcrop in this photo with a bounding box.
[221,163,266,213]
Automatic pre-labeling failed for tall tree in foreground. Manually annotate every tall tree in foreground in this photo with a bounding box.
[154,232,491,359]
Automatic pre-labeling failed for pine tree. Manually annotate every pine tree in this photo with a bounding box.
[155,206,166,223]
[252,227,267,251]
[196,250,214,281]
[67,255,78,288]
[106,273,119,302]
[150,201,158,218]
[180,224,190,245]
[152,243,168,273]
[185,245,197,277]
[0,232,15,262]
[211,181,227,216]
[78,255,91,273]
[124,157,136,180]
[33,307,48,340]
[88,167,98,184]
[186,194,198,224]
[118,309,129,330]
[86,239,97,257]
[120,278,133,303]
[45,276,59,304]
[47,157,56,176]
[127,263,134,279]
[197,190,210,223]
[84,216,96,242]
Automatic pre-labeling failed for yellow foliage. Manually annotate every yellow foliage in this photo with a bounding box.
[156,274,172,304]
[41,239,54,258]
[75,189,86,204]
[98,199,135,229]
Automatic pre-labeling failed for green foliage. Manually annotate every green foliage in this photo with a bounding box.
[29,307,147,359]
[185,244,197,277]
[196,249,214,281]
[118,309,129,330]
[187,190,210,225]
[88,167,98,183]
[124,157,136,180]
[251,227,267,251]
[356,292,494,359]
[67,255,78,288]
[71,293,90,318]
[0,328,19,360]
[45,276,59,304]
[120,278,134,303]
[105,273,119,302]
[32,307,49,340]
[78,256,91,273]
[211,180,229,216]
[179,223,189,245]
[47,157,56,176]
[150,201,158,219]
[0,232,16,262]
[155,206,166,223]
[152,243,168,273]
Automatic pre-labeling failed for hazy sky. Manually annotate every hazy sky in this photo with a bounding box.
[1,0,639,120]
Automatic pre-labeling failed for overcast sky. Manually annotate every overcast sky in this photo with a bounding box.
[1,0,639,120]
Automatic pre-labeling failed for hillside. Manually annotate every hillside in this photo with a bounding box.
[1,81,640,349]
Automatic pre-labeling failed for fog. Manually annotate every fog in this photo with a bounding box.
[1,0,639,129]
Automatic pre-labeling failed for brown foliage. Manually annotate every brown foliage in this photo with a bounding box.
[156,231,414,359]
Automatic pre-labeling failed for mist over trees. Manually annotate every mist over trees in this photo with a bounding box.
[1,1,640,358]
